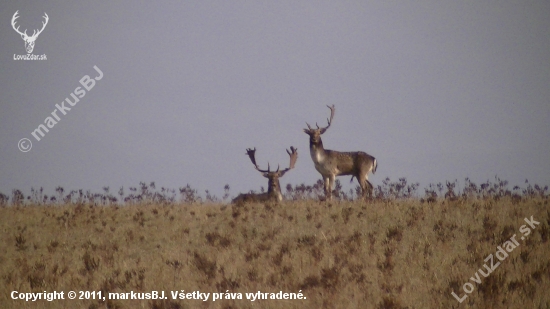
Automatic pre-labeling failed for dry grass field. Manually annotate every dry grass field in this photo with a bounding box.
[1,181,549,309]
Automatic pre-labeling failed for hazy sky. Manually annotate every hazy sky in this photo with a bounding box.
[1,1,549,199]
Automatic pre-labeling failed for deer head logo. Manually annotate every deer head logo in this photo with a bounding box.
[11,10,49,54]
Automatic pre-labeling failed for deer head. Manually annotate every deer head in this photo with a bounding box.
[245,147,298,196]
[303,105,335,143]
[12,11,49,54]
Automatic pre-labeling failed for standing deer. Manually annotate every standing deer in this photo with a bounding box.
[232,147,298,204]
[304,105,377,200]
[11,11,49,54]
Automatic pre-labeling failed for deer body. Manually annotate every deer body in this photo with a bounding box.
[231,186,282,205]
[304,105,377,200]
[232,147,297,205]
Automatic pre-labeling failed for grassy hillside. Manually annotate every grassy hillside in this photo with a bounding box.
[1,196,549,308]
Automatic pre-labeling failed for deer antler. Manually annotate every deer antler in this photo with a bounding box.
[246,148,272,173]
[287,146,298,170]
[256,162,271,173]
[246,147,298,176]
[32,13,49,39]
[11,11,48,39]
[277,146,298,177]
[319,105,335,133]
[245,148,258,167]
[11,11,26,37]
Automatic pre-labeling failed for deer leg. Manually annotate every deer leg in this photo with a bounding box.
[365,179,374,198]
[328,174,335,200]
[358,179,368,199]
[358,169,370,199]
[323,175,333,200]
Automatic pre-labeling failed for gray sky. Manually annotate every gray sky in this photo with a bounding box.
[1,1,549,199]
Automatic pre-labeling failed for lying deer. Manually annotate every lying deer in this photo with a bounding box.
[232,147,298,204]
[303,105,377,200]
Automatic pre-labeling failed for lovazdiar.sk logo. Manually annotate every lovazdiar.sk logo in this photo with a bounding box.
[12,10,48,60]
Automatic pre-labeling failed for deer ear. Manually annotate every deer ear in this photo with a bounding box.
[262,173,270,178]
[319,128,327,134]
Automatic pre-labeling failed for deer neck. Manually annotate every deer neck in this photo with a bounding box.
[309,137,327,163]
[267,178,283,201]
